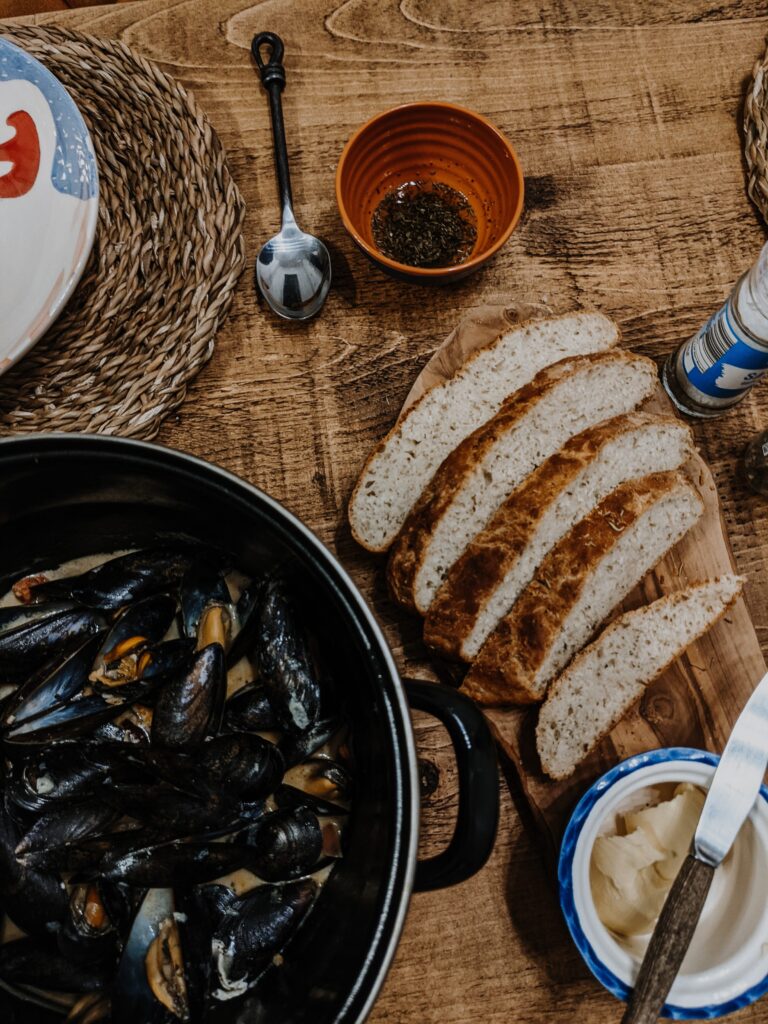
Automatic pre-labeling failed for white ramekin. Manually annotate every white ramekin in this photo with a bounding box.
[559,747,768,1019]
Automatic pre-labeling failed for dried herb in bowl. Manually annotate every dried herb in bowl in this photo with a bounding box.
[371,181,477,268]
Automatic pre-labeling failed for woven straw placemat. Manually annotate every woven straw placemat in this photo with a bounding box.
[0,24,245,438]
[744,38,768,225]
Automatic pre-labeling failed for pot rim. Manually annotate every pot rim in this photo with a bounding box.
[0,431,421,1024]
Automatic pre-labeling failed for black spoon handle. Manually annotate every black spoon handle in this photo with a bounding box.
[252,32,293,212]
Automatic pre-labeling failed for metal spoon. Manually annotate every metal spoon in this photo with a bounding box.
[252,32,331,321]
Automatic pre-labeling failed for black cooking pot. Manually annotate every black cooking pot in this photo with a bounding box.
[0,434,499,1024]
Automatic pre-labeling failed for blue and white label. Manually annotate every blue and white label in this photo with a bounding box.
[680,299,768,399]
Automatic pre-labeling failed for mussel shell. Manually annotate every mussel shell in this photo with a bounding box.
[0,802,69,938]
[96,594,178,668]
[56,883,120,967]
[0,609,105,683]
[0,600,76,634]
[198,733,284,799]
[5,744,106,813]
[107,781,241,838]
[211,878,317,991]
[27,546,196,612]
[277,716,341,768]
[151,643,226,750]
[95,840,258,888]
[224,683,279,733]
[137,638,195,683]
[180,556,231,639]
[0,938,112,994]
[4,693,128,746]
[15,799,119,858]
[4,634,102,728]
[251,578,321,734]
[112,888,190,1024]
[247,805,323,883]
[225,581,263,667]
[0,985,64,1024]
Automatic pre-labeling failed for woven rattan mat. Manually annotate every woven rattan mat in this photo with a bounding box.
[0,24,245,438]
[745,38,768,226]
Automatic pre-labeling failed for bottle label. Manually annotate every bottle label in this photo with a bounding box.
[679,298,768,399]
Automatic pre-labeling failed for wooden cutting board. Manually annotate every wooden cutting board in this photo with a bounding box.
[399,306,767,860]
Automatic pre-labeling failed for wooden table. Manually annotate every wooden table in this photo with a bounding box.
[7,1,768,1020]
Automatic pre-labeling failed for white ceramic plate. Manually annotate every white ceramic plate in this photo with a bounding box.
[0,38,99,372]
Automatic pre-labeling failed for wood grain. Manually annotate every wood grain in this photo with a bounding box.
[6,1,768,1021]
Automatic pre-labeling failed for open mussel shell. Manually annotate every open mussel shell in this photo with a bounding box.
[137,639,195,684]
[273,783,349,818]
[225,580,263,668]
[92,594,178,682]
[4,634,102,729]
[3,693,128,747]
[113,888,190,1024]
[94,839,259,888]
[180,555,231,641]
[0,609,105,684]
[56,883,121,967]
[277,716,341,768]
[21,546,197,612]
[151,644,226,750]
[223,683,279,733]
[210,878,317,996]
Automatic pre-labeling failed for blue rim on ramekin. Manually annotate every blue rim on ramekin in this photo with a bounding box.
[558,747,768,1019]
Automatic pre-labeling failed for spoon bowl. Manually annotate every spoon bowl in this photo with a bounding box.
[256,216,332,321]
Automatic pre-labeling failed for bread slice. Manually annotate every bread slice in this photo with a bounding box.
[536,576,744,780]
[387,351,658,615]
[424,413,694,660]
[348,312,620,553]
[461,471,705,706]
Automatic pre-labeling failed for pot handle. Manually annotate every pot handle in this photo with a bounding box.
[404,679,499,892]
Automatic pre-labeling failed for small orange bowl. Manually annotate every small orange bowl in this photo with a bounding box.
[335,101,524,284]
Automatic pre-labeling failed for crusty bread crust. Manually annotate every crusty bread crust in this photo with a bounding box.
[424,412,693,659]
[348,312,620,553]
[386,350,657,614]
[536,576,744,780]
[460,471,704,706]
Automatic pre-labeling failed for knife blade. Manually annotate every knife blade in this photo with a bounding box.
[694,668,768,865]
[622,667,768,1024]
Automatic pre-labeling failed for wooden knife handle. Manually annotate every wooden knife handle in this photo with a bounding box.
[621,854,715,1024]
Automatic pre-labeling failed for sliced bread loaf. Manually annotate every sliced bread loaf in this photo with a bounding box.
[461,471,705,706]
[387,351,658,615]
[536,575,744,780]
[424,412,694,660]
[348,312,620,553]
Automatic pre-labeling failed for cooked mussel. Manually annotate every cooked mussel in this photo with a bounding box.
[15,798,119,859]
[21,547,196,612]
[250,577,321,734]
[4,634,102,729]
[197,733,284,799]
[277,716,341,768]
[91,595,177,688]
[180,556,231,642]
[151,644,225,750]
[4,692,128,746]
[112,888,190,1023]
[5,744,107,813]
[137,639,195,684]
[0,600,76,634]
[246,805,323,883]
[210,878,317,994]
[57,883,120,967]
[0,801,69,939]
[224,683,279,733]
[0,609,105,683]
[96,840,259,888]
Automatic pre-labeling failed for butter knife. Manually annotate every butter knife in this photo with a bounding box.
[621,668,768,1024]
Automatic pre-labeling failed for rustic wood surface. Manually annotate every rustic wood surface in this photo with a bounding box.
[6,1,768,1021]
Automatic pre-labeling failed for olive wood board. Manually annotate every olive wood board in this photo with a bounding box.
[400,304,767,860]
